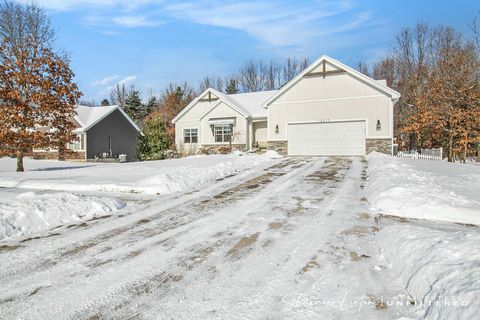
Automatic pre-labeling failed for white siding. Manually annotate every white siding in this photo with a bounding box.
[200,102,247,145]
[268,73,392,140]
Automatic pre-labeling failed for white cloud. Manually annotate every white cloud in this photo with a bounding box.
[35,0,157,12]
[161,0,373,52]
[93,75,138,99]
[37,0,377,51]
[112,15,162,28]
[118,75,137,85]
[91,74,119,86]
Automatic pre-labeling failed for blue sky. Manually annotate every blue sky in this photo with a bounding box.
[35,0,479,101]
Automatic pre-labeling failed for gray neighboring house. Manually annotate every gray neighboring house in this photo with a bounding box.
[33,105,141,162]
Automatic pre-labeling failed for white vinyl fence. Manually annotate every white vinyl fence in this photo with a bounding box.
[395,148,443,161]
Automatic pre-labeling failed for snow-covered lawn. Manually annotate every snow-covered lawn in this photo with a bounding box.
[0,191,125,240]
[0,152,279,195]
[367,153,480,319]
[376,223,480,320]
[367,152,480,225]
[0,153,478,319]
[0,152,280,240]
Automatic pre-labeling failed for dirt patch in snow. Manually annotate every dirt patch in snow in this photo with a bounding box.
[0,244,21,252]
[358,212,370,220]
[227,232,260,257]
[62,242,98,257]
[368,294,388,310]
[268,221,286,230]
[341,226,369,237]
[349,251,370,261]
[300,257,320,274]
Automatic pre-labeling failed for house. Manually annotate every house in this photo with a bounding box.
[33,105,141,161]
[173,55,401,156]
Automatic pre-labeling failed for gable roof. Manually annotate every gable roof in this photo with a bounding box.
[172,88,250,123]
[226,90,277,118]
[262,55,401,108]
[172,88,277,124]
[75,105,141,132]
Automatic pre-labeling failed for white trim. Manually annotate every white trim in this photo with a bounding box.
[198,100,223,120]
[286,119,367,157]
[84,133,88,161]
[173,88,250,124]
[287,118,367,125]
[269,95,385,105]
[182,127,199,144]
[207,118,236,125]
[262,55,401,108]
[81,105,142,134]
[73,116,86,129]
[366,136,393,139]
[268,138,288,142]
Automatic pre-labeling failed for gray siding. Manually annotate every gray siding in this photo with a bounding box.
[86,109,138,161]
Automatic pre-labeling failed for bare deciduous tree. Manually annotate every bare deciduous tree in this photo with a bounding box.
[109,83,128,108]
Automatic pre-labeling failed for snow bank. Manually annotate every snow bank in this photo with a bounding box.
[263,150,283,159]
[376,225,480,319]
[0,192,125,240]
[0,153,279,196]
[136,153,278,194]
[367,152,480,225]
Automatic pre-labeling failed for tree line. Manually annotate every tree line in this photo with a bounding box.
[355,22,480,162]
[1,1,478,166]
[101,58,310,160]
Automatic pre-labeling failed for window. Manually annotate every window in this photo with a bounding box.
[68,134,83,151]
[184,128,198,143]
[214,125,232,143]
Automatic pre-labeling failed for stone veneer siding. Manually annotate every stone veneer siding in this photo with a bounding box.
[33,150,86,161]
[267,140,288,156]
[366,138,392,155]
[199,144,247,154]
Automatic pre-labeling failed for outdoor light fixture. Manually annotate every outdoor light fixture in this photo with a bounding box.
[376,120,381,131]
[209,124,214,135]
[275,124,279,134]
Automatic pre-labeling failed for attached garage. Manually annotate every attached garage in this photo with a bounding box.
[287,120,366,156]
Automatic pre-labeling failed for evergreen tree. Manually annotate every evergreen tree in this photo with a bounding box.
[124,89,142,123]
[225,78,239,94]
[145,96,158,118]
[100,99,110,106]
[136,112,171,161]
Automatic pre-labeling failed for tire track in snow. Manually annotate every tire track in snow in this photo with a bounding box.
[0,158,314,319]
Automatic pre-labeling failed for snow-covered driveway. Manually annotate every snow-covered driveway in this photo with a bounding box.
[0,157,415,319]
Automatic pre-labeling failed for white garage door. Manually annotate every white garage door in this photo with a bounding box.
[287,121,366,156]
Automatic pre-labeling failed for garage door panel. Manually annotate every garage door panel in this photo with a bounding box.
[288,121,365,156]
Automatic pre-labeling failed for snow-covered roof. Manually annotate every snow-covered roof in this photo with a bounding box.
[74,105,141,132]
[226,90,277,118]
[263,55,400,107]
[172,88,276,123]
